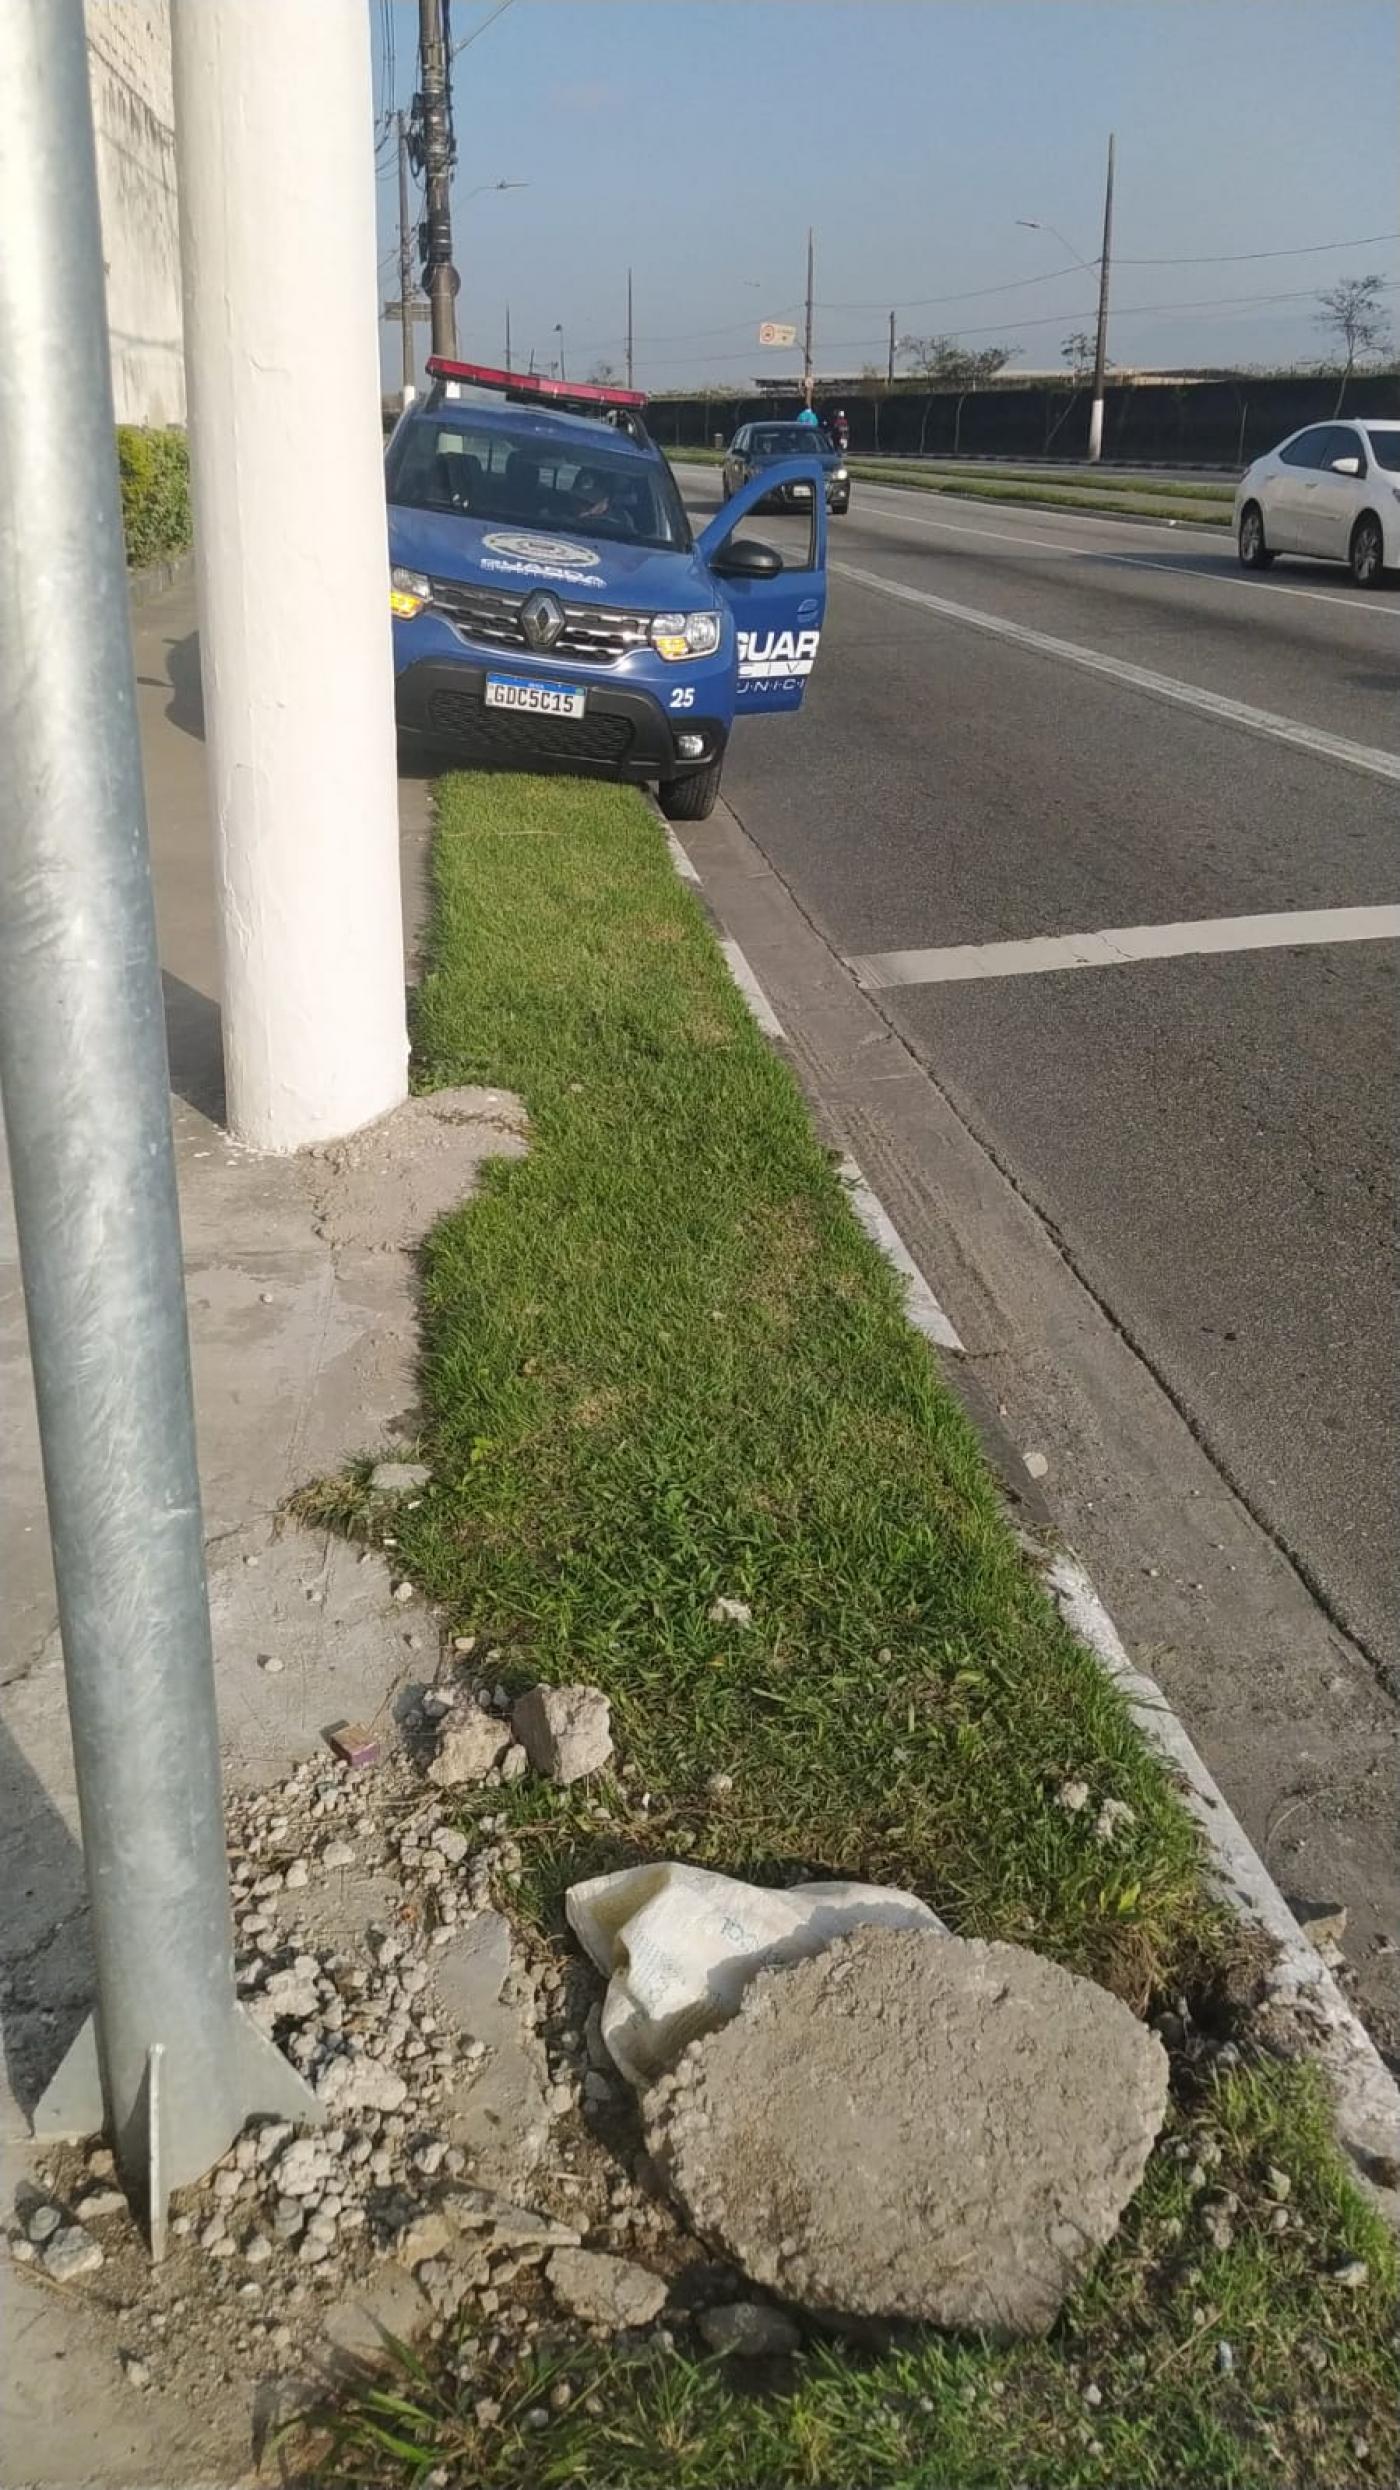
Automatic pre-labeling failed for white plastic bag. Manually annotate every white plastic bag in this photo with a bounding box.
[566,1860,945,2085]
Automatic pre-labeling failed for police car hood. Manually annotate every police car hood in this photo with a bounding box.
[390,505,715,611]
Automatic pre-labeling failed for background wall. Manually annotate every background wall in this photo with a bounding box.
[86,0,184,426]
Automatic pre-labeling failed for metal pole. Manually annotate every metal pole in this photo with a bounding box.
[0,0,318,2254]
[1087,132,1115,463]
[887,308,896,387]
[397,109,415,407]
[626,266,635,391]
[803,226,815,407]
[505,302,512,366]
[419,0,459,357]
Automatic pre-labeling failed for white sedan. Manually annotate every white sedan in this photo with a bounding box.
[1234,418,1400,586]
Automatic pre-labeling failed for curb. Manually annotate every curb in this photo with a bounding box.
[126,547,194,609]
[666,813,1400,2203]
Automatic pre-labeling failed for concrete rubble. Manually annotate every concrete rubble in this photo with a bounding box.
[646,1924,1169,2339]
[511,1683,614,1785]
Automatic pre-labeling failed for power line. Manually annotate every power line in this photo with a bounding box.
[1119,229,1400,267]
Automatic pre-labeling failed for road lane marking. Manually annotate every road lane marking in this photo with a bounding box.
[850,905,1400,991]
[832,560,1400,782]
[852,490,1400,618]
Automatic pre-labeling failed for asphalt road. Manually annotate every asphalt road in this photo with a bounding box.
[677,466,1400,1684]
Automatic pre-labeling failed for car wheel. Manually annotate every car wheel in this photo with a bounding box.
[1349,512,1387,588]
[658,759,723,822]
[1237,502,1274,570]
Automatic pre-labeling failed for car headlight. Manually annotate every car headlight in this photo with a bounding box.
[834,466,848,480]
[650,610,722,661]
[389,566,430,618]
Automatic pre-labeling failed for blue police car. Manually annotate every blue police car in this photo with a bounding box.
[386,358,827,821]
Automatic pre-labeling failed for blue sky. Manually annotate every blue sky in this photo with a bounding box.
[372,1,1400,392]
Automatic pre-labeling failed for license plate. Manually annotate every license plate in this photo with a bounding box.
[484,674,585,719]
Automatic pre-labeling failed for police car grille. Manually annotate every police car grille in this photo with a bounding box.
[428,579,648,667]
[424,687,634,764]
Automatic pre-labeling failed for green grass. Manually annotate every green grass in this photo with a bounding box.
[303,774,1397,2487]
[671,444,1232,527]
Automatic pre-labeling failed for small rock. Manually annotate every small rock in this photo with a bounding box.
[1216,2341,1235,2376]
[1330,2259,1369,2290]
[432,1827,470,1865]
[316,2054,409,2116]
[121,2355,151,2390]
[428,1709,514,1790]
[547,2247,667,2330]
[42,2227,105,2283]
[421,1691,455,1721]
[258,1653,285,1676]
[1264,2167,1291,2203]
[1093,1798,1137,1844]
[698,2301,801,2358]
[1023,1450,1049,1480]
[283,1858,310,1889]
[1056,1779,1090,1815]
[255,2121,294,2165]
[707,1596,752,1628]
[371,1461,433,1494]
[26,2204,63,2245]
[393,1581,416,1604]
[243,2235,273,2266]
[415,2141,447,2177]
[321,1840,355,1870]
[499,1744,528,1783]
[1297,1904,1347,1952]
[86,2147,116,2179]
[1083,2382,1103,2408]
[511,1684,613,1786]
[10,2239,37,2265]
[706,1772,733,1798]
[395,2211,453,2268]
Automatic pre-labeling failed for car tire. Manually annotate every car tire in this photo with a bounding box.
[658,759,723,822]
[1237,502,1274,570]
[1349,512,1387,588]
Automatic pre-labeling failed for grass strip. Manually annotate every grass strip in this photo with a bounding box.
[306,774,1396,2488]
[670,444,1232,527]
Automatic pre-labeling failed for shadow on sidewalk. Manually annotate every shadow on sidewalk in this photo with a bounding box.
[163,628,205,741]
[162,968,225,1125]
[0,1709,91,2123]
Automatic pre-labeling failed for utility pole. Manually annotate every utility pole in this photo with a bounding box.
[505,303,512,367]
[1087,132,1116,463]
[887,308,896,386]
[417,0,458,358]
[802,226,815,407]
[1,0,320,2250]
[626,266,635,391]
[396,110,415,407]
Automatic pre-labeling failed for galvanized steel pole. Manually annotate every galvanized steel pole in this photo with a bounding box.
[0,0,318,2254]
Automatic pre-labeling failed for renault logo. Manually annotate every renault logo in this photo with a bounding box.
[520,590,566,651]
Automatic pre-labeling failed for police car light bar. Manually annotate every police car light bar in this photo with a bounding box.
[425,356,648,411]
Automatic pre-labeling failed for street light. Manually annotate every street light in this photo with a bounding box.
[553,320,566,380]
[1016,215,1095,273]
[1016,136,1116,462]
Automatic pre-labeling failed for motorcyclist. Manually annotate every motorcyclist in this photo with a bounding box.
[827,406,850,452]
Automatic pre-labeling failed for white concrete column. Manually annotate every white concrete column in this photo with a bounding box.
[172,0,408,1151]
[1087,396,1105,463]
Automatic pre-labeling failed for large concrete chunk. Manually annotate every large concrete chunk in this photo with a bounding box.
[645,1926,1168,2340]
[512,1684,612,1785]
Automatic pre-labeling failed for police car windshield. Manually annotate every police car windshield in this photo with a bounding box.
[751,426,834,454]
[388,416,691,550]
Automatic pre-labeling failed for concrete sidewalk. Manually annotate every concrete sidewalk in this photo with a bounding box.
[0,575,519,2485]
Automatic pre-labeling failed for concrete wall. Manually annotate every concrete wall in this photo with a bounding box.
[86,0,184,425]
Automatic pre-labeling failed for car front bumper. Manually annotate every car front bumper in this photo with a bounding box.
[395,658,728,782]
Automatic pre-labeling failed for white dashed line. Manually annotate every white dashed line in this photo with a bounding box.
[850,905,1400,991]
[832,560,1400,784]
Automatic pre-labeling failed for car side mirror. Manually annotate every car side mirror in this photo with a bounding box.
[1330,454,1363,476]
[711,537,783,579]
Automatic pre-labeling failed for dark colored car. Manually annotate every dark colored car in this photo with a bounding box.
[721,421,851,516]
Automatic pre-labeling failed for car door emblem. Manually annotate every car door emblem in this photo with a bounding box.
[520,590,566,650]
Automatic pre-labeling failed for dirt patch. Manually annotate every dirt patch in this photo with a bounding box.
[308,1088,528,1254]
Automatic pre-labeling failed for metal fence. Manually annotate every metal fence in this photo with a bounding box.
[651,372,1400,469]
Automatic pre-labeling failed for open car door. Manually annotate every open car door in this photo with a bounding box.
[698,460,828,715]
